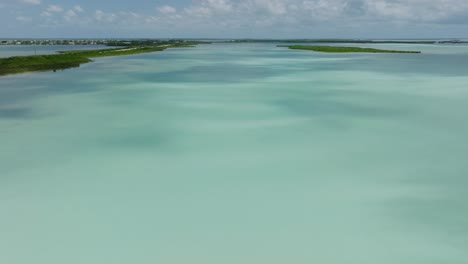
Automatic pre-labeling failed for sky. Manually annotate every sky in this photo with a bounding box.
[1,0,468,39]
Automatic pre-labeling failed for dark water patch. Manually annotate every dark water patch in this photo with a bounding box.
[0,107,37,119]
[0,86,45,105]
[96,89,159,106]
[275,97,405,120]
[386,187,468,236]
[0,72,106,105]
[96,129,172,152]
[134,64,275,83]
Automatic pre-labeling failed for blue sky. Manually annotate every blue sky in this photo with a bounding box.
[1,0,468,38]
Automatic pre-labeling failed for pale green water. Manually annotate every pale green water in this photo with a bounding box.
[1,43,468,263]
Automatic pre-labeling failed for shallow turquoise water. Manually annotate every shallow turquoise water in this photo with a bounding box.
[1,43,468,263]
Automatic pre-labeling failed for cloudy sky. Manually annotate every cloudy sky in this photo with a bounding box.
[1,0,468,38]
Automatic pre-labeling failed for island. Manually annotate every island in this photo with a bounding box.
[0,40,207,77]
[281,45,421,53]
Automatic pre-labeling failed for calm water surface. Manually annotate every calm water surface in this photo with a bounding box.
[1,43,468,263]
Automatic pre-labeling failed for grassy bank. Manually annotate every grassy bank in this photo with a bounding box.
[282,45,421,53]
[0,54,91,76]
[0,42,202,77]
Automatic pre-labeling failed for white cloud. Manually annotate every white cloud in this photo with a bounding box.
[73,5,84,12]
[183,0,233,18]
[95,10,105,20]
[28,0,468,28]
[252,0,288,15]
[300,0,348,20]
[46,5,63,13]
[158,5,176,14]
[22,0,41,5]
[64,9,77,21]
[202,0,232,13]
[129,12,140,18]
[95,10,116,22]
[16,16,32,22]
[26,0,468,37]
[40,11,52,17]
[364,0,468,22]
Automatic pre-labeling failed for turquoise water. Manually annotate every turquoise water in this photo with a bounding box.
[1,43,468,263]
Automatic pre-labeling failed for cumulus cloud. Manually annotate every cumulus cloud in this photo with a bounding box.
[23,0,468,37]
[16,15,32,22]
[46,5,63,13]
[40,11,52,17]
[183,0,233,18]
[22,0,41,5]
[28,0,468,27]
[95,10,116,22]
[73,5,84,12]
[158,5,176,14]
[251,0,288,15]
[201,0,232,13]
[64,9,77,21]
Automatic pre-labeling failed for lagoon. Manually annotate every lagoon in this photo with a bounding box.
[1,43,468,264]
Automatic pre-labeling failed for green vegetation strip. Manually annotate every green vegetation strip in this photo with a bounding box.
[0,54,91,76]
[282,45,421,53]
[0,43,201,76]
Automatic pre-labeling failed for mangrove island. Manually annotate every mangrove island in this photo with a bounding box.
[282,45,421,53]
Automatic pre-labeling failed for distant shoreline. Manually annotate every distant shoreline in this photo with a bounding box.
[2,38,468,46]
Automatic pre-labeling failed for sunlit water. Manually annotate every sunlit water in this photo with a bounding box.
[1,43,468,264]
